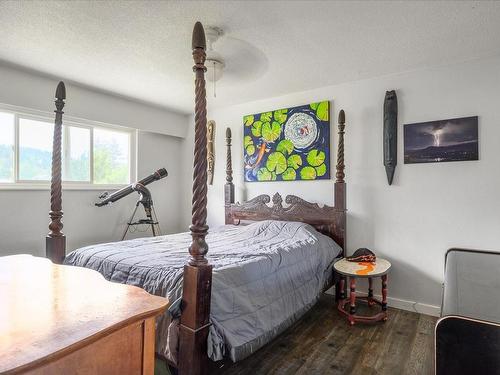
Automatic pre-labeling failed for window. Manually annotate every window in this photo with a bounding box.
[0,106,135,188]
[0,112,14,182]
[19,118,54,181]
[63,126,91,182]
[94,128,130,184]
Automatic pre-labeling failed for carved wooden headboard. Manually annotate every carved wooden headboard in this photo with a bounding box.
[224,111,347,254]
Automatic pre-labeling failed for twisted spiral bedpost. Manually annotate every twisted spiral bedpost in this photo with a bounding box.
[334,109,347,260]
[189,21,209,266]
[179,22,213,375]
[224,127,235,224]
[46,81,66,264]
[336,109,346,184]
[225,128,233,184]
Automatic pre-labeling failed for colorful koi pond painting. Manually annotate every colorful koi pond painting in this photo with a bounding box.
[244,101,330,182]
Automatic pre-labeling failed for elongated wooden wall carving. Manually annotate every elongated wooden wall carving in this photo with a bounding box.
[207,120,216,185]
[383,90,398,185]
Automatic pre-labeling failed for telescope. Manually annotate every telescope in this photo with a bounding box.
[95,168,168,207]
[95,168,168,240]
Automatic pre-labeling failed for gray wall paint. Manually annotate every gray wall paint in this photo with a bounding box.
[182,56,500,314]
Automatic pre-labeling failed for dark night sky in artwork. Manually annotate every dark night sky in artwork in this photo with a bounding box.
[404,116,478,151]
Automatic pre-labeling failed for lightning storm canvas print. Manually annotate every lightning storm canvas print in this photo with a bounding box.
[404,116,478,164]
[243,101,330,182]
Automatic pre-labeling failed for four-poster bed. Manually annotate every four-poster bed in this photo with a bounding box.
[45,22,347,375]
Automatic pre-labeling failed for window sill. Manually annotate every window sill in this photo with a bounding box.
[0,183,128,191]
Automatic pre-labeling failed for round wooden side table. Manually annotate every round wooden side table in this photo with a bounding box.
[334,257,391,326]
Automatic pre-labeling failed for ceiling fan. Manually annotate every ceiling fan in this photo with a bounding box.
[205,26,225,85]
[202,26,268,97]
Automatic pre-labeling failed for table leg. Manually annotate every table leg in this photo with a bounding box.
[381,274,388,312]
[349,277,356,316]
[368,277,375,306]
[339,276,346,300]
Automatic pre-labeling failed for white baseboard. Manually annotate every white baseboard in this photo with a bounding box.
[325,287,441,317]
[383,294,440,317]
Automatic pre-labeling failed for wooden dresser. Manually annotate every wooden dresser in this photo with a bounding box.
[0,255,168,375]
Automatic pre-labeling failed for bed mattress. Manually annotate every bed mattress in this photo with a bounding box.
[64,220,341,362]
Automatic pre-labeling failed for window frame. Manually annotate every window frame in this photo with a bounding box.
[0,103,136,190]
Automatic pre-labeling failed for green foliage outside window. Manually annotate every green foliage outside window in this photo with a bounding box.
[0,116,130,184]
[93,142,129,184]
[0,145,13,181]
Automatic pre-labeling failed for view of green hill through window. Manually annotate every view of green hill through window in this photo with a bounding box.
[0,112,14,182]
[63,126,90,182]
[93,128,129,184]
[0,144,14,182]
[0,110,131,185]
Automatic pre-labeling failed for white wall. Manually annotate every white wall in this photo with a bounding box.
[0,66,188,257]
[182,56,500,314]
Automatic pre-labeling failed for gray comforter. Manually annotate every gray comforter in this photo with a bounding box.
[64,220,341,362]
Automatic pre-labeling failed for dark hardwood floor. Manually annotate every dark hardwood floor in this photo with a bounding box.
[209,295,437,375]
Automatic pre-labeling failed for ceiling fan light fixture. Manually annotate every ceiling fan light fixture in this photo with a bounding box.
[206,58,225,82]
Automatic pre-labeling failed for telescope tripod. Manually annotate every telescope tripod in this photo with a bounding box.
[121,202,161,241]
[121,184,161,241]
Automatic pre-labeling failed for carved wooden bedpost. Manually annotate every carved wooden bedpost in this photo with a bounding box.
[46,81,66,264]
[334,109,347,301]
[224,127,235,224]
[334,109,347,249]
[179,22,213,375]
[335,109,346,207]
